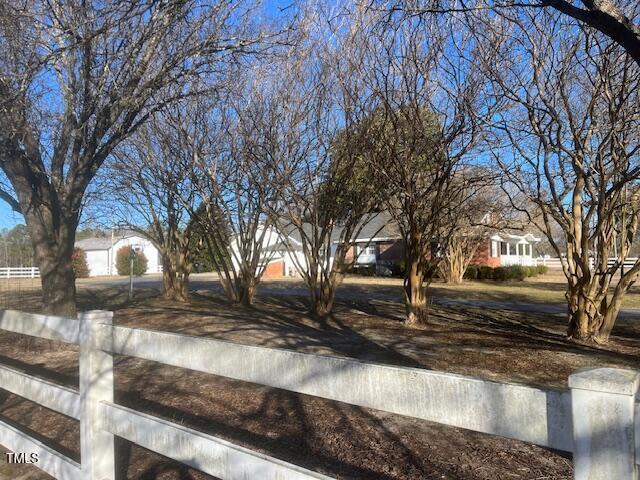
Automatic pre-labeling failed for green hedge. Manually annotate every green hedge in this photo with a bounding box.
[464,263,548,281]
[465,265,478,280]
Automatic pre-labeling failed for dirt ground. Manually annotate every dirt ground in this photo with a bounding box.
[2,277,639,479]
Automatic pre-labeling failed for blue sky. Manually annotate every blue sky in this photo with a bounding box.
[0,202,23,230]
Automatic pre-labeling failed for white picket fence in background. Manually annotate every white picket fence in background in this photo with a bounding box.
[0,267,40,278]
[609,257,640,269]
[536,257,565,268]
[0,308,638,479]
[537,256,640,271]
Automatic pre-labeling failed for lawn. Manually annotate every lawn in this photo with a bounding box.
[2,274,639,479]
[431,273,570,304]
[344,269,640,309]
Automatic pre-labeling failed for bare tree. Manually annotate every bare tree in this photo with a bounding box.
[184,84,280,307]
[482,10,640,343]
[259,8,382,317]
[356,10,501,324]
[106,112,200,302]
[0,0,260,315]
[383,0,640,66]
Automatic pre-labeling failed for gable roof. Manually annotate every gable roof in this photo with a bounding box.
[490,232,542,243]
[348,211,400,242]
[75,237,113,251]
[74,229,145,251]
[280,211,400,245]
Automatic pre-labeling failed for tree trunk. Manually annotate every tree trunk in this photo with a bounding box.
[311,296,334,317]
[40,249,77,317]
[161,254,190,302]
[29,218,77,316]
[219,276,240,303]
[307,269,343,318]
[441,237,477,284]
[310,286,336,317]
[218,272,259,307]
[404,257,428,325]
[441,255,465,284]
[565,283,622,344]
[238,276,257,307]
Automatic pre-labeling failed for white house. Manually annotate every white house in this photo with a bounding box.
[228,226,311,279]
[75,230,161,277]
[487,233,542,267]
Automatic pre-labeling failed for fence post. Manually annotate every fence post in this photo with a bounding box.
[569,367,639,480]
[79,310,115,480]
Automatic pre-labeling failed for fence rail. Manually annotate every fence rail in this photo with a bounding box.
[0,308,638,479]
[100,402,331,480]
[536,256,640,270]
[0,420,82,480]
[0,267,39,278]
[536,257,565,268]
[0,365,80,419]
[107,324,573,450]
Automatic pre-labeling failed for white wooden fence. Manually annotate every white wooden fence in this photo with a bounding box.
[0,267,40,279]
[537,256,640,271]
[536,256,565,268]
[0,308,638,479]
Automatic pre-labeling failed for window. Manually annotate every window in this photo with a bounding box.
[500,242,507,255]
[358,244,376,256]
[491,240,499,257]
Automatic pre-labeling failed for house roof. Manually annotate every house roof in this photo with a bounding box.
[490,232,542,243]
[263,241,296,253]
[281,211,400,245]
[348,211,400,242]
[74,229,145,251]
[75,237,113,251]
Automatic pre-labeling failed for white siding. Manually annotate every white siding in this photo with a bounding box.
[229,226,295,275]
[85,249,110,276]
[283,250,308,277]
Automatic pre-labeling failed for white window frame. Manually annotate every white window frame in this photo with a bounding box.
[358,243,376,256]
[491,240,499,258]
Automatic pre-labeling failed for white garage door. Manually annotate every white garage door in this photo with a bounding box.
[86,250,109,276]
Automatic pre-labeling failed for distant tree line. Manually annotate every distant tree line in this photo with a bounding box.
[0,225,33,267]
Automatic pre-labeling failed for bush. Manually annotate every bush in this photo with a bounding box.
[116,245,148,276]
[511,265,528,280]
[72,247,90,278]
[464,265,478,280]
[477,265,494,280]
[389,261,406,277]
[466,263,548,282]
[493,266,508,281]
[489,265,525,281]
